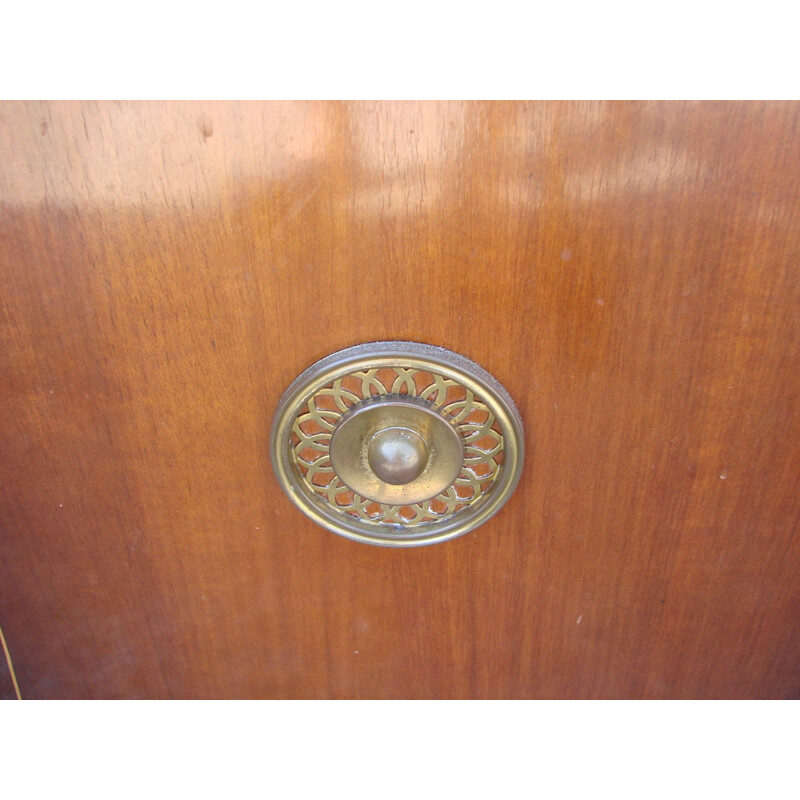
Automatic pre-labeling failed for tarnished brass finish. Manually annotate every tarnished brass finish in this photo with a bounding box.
[329,396,464,506]
[368,427,428,485]
[270,341,525,547]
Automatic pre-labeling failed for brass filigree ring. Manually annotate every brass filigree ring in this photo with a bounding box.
[270,341,525,547]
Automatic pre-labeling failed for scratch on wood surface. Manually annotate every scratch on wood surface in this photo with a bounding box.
[267,180,324,247]
[0,624,22,700]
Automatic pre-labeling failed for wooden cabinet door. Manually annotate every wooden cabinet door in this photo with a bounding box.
[1,101,799,698]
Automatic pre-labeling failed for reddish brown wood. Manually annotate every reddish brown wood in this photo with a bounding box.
[1,101,799,698]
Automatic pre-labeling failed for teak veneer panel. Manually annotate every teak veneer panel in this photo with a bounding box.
[1,101,799,698]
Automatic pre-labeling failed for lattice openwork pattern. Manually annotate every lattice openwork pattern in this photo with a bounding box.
[290,367,505,526]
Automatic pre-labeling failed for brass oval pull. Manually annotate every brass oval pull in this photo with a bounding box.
[329,394,464,506]
[270,341,525,547]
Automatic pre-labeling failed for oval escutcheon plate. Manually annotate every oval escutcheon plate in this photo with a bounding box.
[270,341,525,547]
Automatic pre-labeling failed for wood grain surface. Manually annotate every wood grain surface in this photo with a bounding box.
[1,101,799,698]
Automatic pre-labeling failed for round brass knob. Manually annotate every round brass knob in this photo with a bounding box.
[368,427,428,485]
[270,341,525,547]
[328,395,464,506]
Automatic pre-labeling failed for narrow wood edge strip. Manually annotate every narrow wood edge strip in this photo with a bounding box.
[0,625,22,700]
